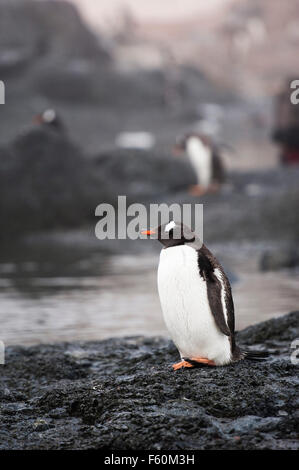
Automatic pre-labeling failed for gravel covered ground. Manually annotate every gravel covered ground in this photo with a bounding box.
[1,311,298,450]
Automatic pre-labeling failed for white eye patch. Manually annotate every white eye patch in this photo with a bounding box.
[165,221,176,232]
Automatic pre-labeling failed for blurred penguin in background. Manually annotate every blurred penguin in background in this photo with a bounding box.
[173,133,225,196]
[33,109,66,135]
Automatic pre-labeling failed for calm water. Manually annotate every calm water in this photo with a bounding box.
[0,238,298,346]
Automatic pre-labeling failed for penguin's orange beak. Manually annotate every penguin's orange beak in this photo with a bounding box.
[141,229,156,235]
[33,114,43,125]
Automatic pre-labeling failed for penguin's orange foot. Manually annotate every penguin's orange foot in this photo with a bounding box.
[188,185,207,197]
[207,183,220,193]
[172,360,194,370]
[184,356,216,367]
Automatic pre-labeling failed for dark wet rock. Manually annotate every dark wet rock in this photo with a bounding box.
[0,128,196,238]
[1,311,298,450]
[0,0,109,78]
[0,128,105,237]
[236,310,299,345]
[195,167,299,243]
[34,64,102,103]
[94,148,196,201]
[259,246,299,271]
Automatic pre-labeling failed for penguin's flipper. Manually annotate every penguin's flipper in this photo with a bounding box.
[206,274,231,337]
[212,151,225,184]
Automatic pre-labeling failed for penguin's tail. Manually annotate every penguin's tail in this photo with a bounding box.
[240,348,269,362]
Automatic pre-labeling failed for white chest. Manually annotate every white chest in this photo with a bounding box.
[186,137,212,187]
[157,245,231,365]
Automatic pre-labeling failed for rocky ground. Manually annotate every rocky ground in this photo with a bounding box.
[1,311,298,450]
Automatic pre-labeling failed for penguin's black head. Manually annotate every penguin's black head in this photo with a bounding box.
[141,221,197,248]
[34,109,56,125]
[33,109,63,132]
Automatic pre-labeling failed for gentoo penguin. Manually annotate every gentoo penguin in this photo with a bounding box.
[142,221,267,369]
[33,109,65,134]
[174,133,225,196]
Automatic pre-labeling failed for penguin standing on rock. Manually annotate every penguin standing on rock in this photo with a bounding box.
[174,133,225,196]
[141,221,267,369]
